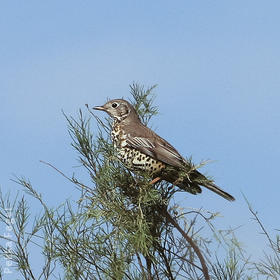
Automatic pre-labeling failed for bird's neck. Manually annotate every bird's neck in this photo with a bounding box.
[113,113,142,126]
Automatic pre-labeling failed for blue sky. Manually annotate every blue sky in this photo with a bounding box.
[1,0,280,277]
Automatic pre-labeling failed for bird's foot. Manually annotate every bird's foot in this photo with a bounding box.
[149,177,162,185]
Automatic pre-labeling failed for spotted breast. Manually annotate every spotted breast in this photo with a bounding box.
[111,120,166,173]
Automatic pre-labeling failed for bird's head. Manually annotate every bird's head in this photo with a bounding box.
[93,99,140,122]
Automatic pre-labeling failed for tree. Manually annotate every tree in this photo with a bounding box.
[0,84,279,279]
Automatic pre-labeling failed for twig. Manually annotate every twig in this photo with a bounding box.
[39,160,93,194]
[161,207,210,280]
[136,252,146,276]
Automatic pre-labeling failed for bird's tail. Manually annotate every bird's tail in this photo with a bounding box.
[161,168,235,201]
[201,182,235,201]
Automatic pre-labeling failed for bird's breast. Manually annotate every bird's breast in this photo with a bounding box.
[117,147,166,173]
[111,123,127,148]
[111,123,166,173]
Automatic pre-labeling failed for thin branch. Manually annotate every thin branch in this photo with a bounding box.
[39,160,93,194]
[161,207,210,280]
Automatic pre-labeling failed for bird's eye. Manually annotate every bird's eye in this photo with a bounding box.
[112,102,118,108]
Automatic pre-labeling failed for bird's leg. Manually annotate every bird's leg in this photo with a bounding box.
[149,177,162,185]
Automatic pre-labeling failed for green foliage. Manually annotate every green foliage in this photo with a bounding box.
[129,83,158,126]
[0,83,278,279]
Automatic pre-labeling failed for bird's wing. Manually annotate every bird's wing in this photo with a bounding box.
[126,134,185,168]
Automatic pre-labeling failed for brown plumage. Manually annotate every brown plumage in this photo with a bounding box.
[93,99,235,201]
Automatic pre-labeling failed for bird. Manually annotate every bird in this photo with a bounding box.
[93,99,235,201]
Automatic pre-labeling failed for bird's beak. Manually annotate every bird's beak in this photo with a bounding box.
[93,105,105,111]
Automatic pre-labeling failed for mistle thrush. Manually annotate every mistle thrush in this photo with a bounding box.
[93,99,235,201]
